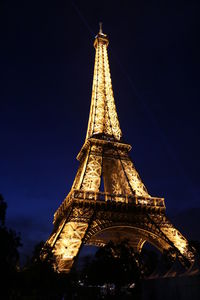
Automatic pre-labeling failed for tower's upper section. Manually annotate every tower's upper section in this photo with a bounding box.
[86,24,122,141]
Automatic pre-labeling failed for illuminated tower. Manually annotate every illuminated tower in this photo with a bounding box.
[46,25,193,272]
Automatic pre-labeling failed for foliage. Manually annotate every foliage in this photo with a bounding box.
[0,195,72,298]
[140,247,159,276]
[17,241,69,299]
[189,240,200,256]
[0,194,22,297]
[81,240,143,287]
[0,194,7,226]
[160,248,176,270]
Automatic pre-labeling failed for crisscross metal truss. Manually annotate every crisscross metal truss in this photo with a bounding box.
[48,204,193,273]
[72,140,149,197]
[83,210,192,261]
[86,33,122,141]
[52,221,88,272]
[45,29,194,273]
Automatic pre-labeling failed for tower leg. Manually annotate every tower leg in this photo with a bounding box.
[53,221,89,272]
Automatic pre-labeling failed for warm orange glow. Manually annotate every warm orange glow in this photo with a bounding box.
[45,27,194,273]
[86,31,122,141]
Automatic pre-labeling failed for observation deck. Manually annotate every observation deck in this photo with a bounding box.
[53,189,165,225]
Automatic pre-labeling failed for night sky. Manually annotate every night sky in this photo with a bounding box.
[1,0,200,261]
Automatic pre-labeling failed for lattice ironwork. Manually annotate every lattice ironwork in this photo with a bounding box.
[86,29,122,141]
[46,26,194,273]
[120,158,149,197]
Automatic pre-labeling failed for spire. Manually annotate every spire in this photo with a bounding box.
[99,22,103,34]
[86,26,122,141]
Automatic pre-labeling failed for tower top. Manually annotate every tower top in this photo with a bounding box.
[86,27,122,141]
[94,23,109,48]
[99,22,103,34]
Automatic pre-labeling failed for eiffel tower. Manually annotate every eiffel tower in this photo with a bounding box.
[46,24,193,272]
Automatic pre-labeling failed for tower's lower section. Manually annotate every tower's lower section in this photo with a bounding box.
[47,190,193,273]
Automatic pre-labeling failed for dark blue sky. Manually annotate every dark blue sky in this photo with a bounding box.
[1,0,200,259]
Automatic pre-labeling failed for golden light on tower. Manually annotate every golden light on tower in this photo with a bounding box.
[86,24,122,141]
[45,24,194,273]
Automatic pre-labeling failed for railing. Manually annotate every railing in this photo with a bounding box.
[53,189,165,224]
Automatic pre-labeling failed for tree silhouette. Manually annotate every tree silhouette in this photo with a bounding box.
[0,194,7,226]
[140,247,159,276]
[82,240,143,289]
[19,241,68,299]
[0,194,21,297]
[189,240,200,256]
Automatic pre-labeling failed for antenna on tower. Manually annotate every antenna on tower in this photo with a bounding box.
[99,22,103,34]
